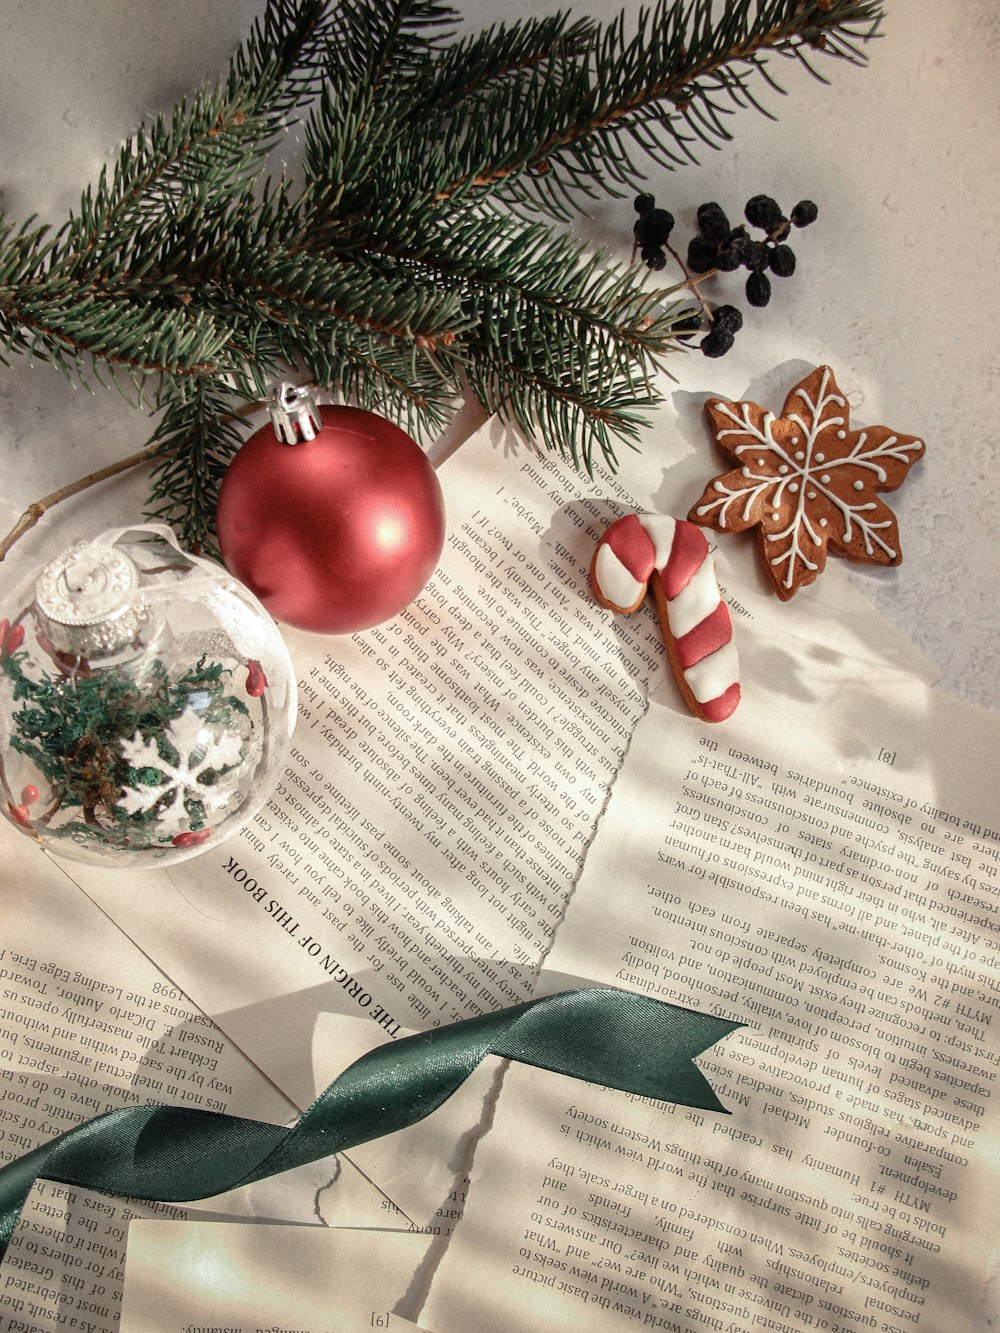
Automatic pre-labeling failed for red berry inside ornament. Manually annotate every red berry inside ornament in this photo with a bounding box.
[217,385,446,634]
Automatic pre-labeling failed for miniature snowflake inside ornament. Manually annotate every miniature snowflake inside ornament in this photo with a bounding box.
[688,366,925,599]
[0,525,295,866]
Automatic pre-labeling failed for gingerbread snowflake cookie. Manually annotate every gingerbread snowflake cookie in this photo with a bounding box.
[688,365,925,599]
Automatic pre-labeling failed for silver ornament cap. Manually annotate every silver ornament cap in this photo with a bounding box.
[267,381,321,444]
[33,539,149,660]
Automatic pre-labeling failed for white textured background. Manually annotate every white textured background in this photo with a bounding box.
[0,2,997,1326]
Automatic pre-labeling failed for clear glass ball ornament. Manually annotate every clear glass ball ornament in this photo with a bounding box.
[0,524,296,867]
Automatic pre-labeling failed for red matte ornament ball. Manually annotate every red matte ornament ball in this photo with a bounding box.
[217,405,446,634]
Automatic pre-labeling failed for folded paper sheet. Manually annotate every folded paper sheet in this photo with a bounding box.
[0,834,391,1333]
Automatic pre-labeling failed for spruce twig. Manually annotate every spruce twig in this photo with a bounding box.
[0,0,884,556]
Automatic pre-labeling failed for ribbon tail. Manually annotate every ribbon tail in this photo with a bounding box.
[489,989,742,1113]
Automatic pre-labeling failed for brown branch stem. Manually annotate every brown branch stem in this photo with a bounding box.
[0,450,154,562]
[0,395,270,563]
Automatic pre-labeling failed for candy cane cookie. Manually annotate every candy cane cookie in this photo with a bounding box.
[590,513,740,723]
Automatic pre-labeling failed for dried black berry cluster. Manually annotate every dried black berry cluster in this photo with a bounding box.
[632,193,673,269]
[633,192,818,358]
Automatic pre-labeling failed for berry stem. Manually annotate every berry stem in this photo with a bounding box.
[666,241,718,324]
[667,214,791,323]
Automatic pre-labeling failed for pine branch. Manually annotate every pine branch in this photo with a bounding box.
[144,380,255,555]
[234,0,341,109]
[56,92,278,272]
[0,284,233,387]
[398,13,597,115]
[0,0,885,557]
[322,0,458,92]
[393,211,676,385]
[466,349,655,475]
[427,0,883,214]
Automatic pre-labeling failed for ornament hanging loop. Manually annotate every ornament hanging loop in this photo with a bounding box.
[267,382,321,445]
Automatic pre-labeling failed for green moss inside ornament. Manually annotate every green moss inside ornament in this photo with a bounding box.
[3,651,249,847]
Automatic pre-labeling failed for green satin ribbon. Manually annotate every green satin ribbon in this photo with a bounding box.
[0,987,740,1257]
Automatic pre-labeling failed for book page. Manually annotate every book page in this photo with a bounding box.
[423,621,1000,1332]
[68,421,664,1050]
[0,835,389,1333]
[119,1222,433,1332]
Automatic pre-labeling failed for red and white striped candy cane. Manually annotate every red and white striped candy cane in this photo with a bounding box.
[590,513,741,723]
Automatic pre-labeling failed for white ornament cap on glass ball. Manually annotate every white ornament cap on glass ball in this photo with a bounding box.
[0,524,296,868]
[33,538,150,661]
